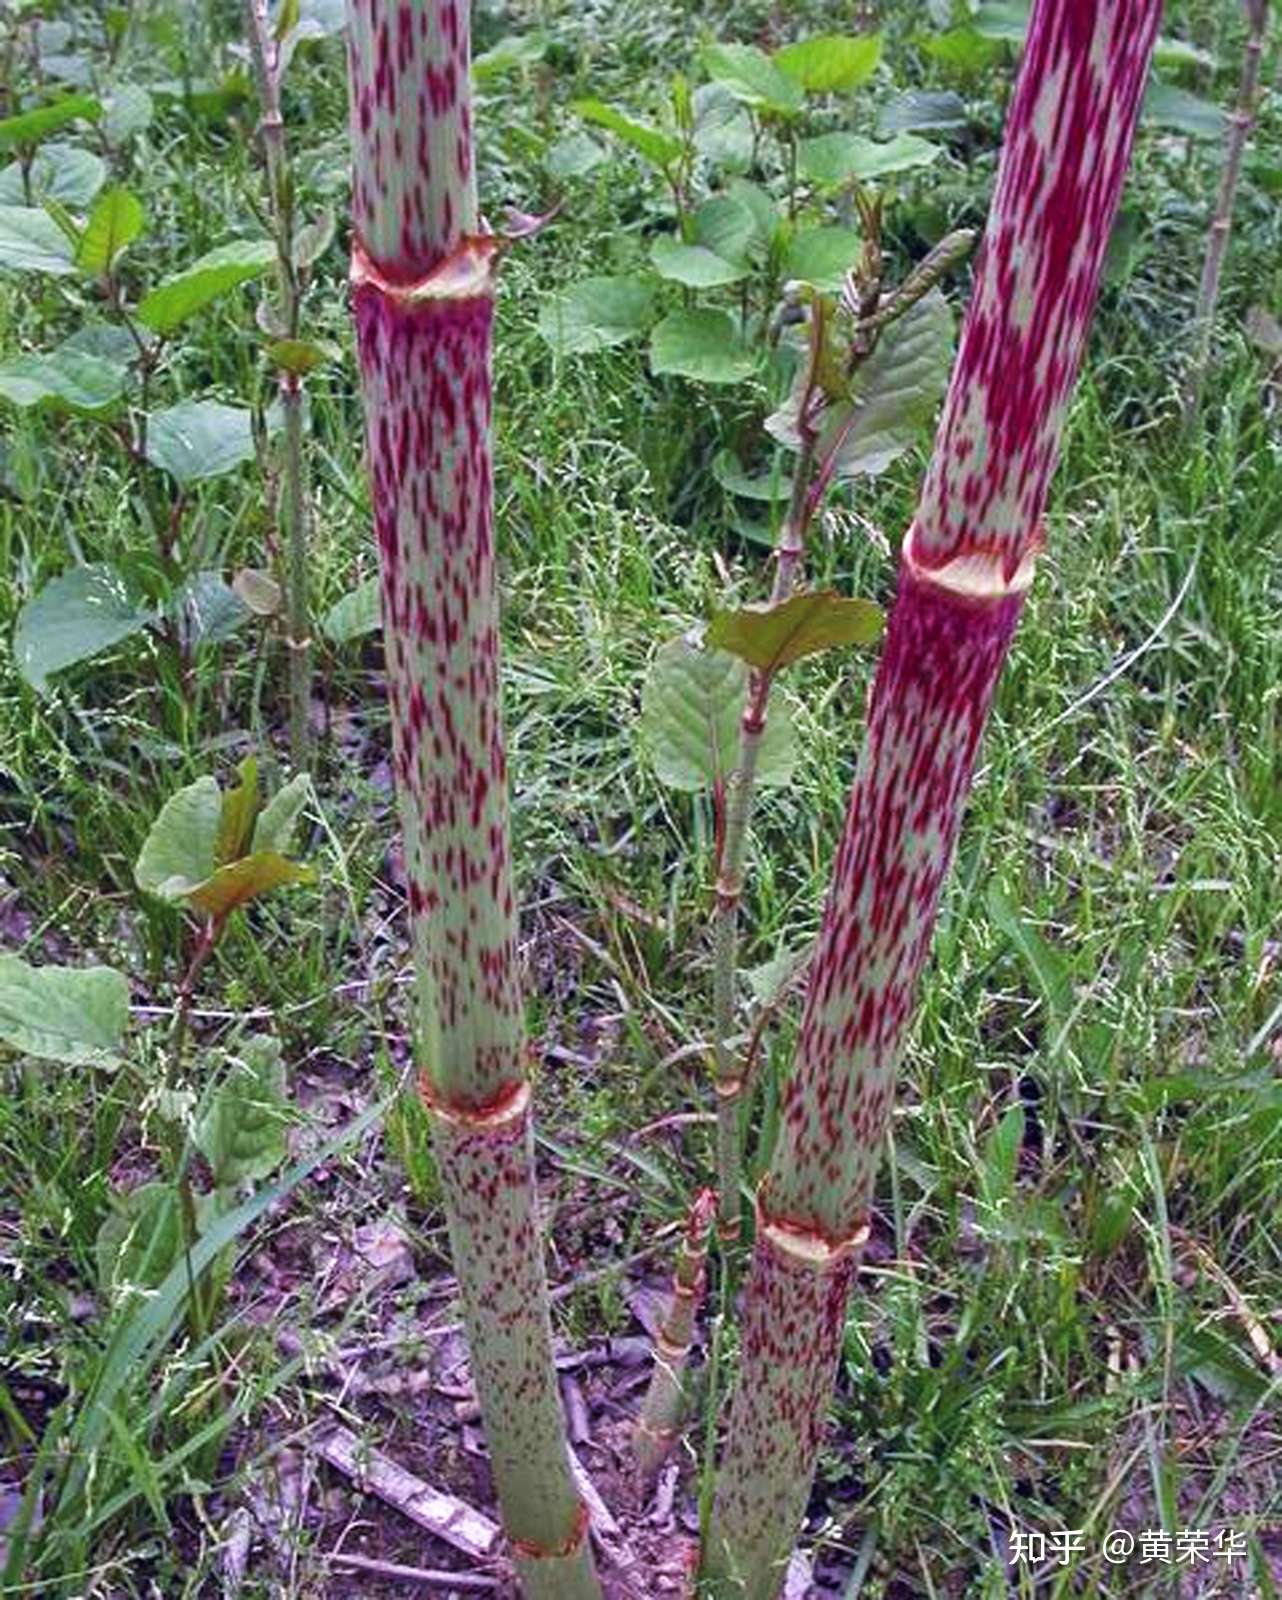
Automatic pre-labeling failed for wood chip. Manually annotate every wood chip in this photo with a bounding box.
[313,1423,500,1562]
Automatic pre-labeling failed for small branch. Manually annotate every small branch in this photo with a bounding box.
[1181,0,1269,426]
[243,0,311,768]
[324,1551,500,1589]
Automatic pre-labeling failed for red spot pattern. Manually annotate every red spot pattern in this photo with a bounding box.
[434,1102,588,1549]
[702,1231,857,1596]
[352,277,521,1111]
[771,569,1023,1239]
[347,0,473,282]
[706,2,1161,1590]
[915,0,1162,576]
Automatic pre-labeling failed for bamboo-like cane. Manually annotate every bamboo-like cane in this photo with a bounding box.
[701,3,1163,1594]
[343,6,600,1595]
[633,1188,716,1489]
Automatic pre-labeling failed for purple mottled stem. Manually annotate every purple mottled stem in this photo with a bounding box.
[344,6,599,1596]
[703,3,1162,1593]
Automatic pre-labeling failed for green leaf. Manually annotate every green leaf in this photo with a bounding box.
[691,83,754,170]
[184,853,314,919]
[640,632,796,792]
[0,142,105,207]
[768,288,954,477]
[232,567,283,615]
[781,225,863,291]
[63,321,142,364]
[151,70,252,123]
[774,33,883,93]
[538,274,655,355]
[650,307,754,385]
[95,1182,184,1295]
[135,769,313,919]
[650,233,749,288]
[136,238,276,333]
[197,1035,289,1187]
[1153,36,1215,71]
[0,93,100,150]
[321,576,381,643]
[215,757,260,866]
[134,776,222,900]
[292,205,335,270]
[145,400,255,484]
[102,83,154,143]
[692,193,758,264]
[0,205,76,274]
[0,343,126,415]
[1246,304,1282,358]
[13,563,153,693]
[274,0,301,40]
[264,336,341,374]
[701,42,803,115]
[74,185,144,274]
[707,590,883,674]
[744,946,810,1006]
[167,570,251,646]
[877,89,967,136]
[1103,206,1148,289]
[981,1104,1025,1204]
[712,448,793,503]
[1142,81,1227,140]
[985,883,1073,1030]
[725,178,781,254]
[798,130,942,186]
[544,130,607,179]
[472,31,546,79]
[972,2,1029,42]
[0,956,129,1067]
[571,98,682,171]
[252,772,310,855]
[922,27,1003,73]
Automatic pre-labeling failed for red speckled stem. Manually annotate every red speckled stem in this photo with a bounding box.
[345,6,598,1596]
[703,3,1161,1593]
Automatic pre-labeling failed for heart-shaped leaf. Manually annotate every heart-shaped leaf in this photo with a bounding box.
[321,576,382,643]
[798,131,942,186]
[707,590,883,675]
[701,43,803,116]
[538,274,655,354]
[0,343,127,415]
[768,288,954,478]
[145,400,256,484]
[135,768,313,920]
[650,234,749,288]
[0,205,77,274]
[640,632,796,792]
[774,34,883,93]
[197,1035,289,1188]
[0,956,129,1067]
[650,308,755,385]
[13,563,152,692]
